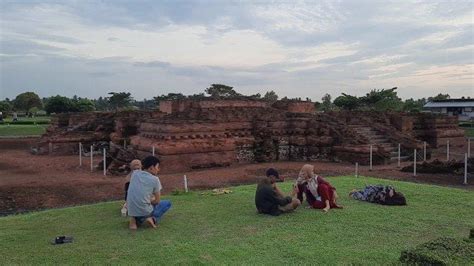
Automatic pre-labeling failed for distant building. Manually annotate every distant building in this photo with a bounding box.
[423,99,474,121]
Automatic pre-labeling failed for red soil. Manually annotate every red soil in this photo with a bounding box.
[1,139,472,216]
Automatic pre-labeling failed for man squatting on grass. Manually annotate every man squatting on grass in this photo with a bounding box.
[127,156,171,229]
[255,168,301,216]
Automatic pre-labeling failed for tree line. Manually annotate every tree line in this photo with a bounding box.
[0,84,463,115]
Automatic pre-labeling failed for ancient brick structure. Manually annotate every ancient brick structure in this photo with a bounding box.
[35,99,466,174]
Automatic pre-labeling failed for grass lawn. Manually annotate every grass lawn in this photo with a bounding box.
[0,124,47,136]
[0,176,472,265]
[465,127,474,138]
[2,116,51,123]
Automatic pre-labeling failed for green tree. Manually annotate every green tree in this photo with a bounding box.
[334,94,361,110]
[263,90,279,103]
[108,92,133,110]
[429,93,450,101]
[360,87,402,111]
[44,95,76,114]
[205,84,240,98]
[0,101,12,114]
[94,97,109,111]
[402,98,427,112]
[74,98,95,112]
[319,93,334,111]
[13,92,42,112]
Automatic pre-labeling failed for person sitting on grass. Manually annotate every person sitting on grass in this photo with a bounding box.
[255,168,301,216]
[127,156,171,230]
[121,159,142,216]
[349,185,407,206]
[296,164,342,212]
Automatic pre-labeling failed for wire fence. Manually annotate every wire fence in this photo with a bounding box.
[58,138,473,185]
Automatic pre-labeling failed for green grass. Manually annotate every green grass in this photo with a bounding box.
[2,116,51,123]
[0,176,472,265]
[0,124,47,136]
[465,127,474,138]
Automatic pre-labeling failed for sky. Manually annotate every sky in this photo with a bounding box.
[0,0,473,101]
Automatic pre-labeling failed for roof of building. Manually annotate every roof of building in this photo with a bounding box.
[424,100,474,108]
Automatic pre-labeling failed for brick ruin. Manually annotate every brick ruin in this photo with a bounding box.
[35,99,466,174]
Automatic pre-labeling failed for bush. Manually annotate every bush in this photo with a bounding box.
[400,237,474,265]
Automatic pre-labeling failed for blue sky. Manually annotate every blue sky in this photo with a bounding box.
[0,0,473,101]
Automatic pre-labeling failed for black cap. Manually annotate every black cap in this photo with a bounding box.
[266,168,279,179]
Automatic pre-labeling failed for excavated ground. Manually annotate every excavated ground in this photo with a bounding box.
[0,139,472,216]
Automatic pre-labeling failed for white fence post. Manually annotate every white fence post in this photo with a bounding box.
[152,146,155,156]
[103,148,106,176]
[123,139,126,149]
[447,140,450,161]
[184,175,188,192]
[79,142,82,167]
[355,162,359,178]
[49,142,53,155]
[90,145,93,172]
[413,149,417,177]
[397,143,401,168]
[369,144,373,171]
[464,153,468,185]
[423,141,426,161]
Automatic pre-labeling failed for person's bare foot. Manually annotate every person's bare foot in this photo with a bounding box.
[129,218,137,230]
[146,217,157,228]
[322,206,330,212]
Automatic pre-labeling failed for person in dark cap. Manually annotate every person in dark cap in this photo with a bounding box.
[255,168,300,216]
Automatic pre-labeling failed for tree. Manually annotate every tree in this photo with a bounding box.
[13,92,42,112]
[44,95,76,114]
[108,92,132,110]
[205,84,240,98]
[94,97,109,111]
[263,90,279,103]
[334,94,361,110]
[0,101,12,114]
[402,98,426,113]
[429,93,450,101]
[74,98,95,112]
[319,93,334,112]
[360,87,401,110]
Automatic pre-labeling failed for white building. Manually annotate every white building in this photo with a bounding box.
[424,99,474,121]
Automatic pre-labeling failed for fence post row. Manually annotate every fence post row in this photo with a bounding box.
[90,145,93,172]
[184,175,188,192]
[413,149,417,177]
[79,142,82,167]
[423,141,426,161]
[103,148,106,176]
[447,140,450,161]
[397,143,401,168]
[464,153,468,185]
[369,144,373,171]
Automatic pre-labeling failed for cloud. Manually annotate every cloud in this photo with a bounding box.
[0,0,472,101]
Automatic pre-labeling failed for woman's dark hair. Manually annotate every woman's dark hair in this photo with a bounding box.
[384,191,407,206]
[142,156,160,170]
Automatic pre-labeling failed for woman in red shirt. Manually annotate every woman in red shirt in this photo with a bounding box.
[296,164,342,212]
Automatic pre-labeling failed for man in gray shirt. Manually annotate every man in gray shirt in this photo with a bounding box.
[127,156,171,230]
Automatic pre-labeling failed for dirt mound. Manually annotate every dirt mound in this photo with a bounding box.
[401,158,473,174]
